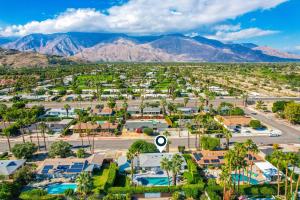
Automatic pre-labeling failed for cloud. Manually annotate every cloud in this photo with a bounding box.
[0,0,287,36]
[206,27,279,41]
[214,24,241,32]
[295,46,300,50]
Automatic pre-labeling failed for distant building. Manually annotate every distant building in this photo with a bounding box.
[125,119,169,132]
[215,115,252,130]
[0,160,26,179]
[176,107,199,115]
[70,121,118,136]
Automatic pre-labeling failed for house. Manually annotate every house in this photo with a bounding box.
[127,107,141,116]
[46,119,73,134]
[176,107,198,115]
[125,119,169,132]
[97,107,114,117]
[45,108,76,118]
[70,121,119,136]
[38,158,95,178]
[0,160,26,179]
[254,161,282,181]
[215,115,252,130]
[143,107,161,116]
[193,150,263,167]
[118,153,187,172]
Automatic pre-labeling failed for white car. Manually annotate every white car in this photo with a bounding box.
[269,129,282,137]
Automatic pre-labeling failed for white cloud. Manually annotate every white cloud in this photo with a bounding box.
[295,46,300,50]
[214,24,241,32]
[206,28,279,41]
[0,0,287,36]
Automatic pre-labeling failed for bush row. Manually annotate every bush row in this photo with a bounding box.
[104,163,118,191]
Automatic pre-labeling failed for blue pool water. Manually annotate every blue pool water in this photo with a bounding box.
[232,174,259,185]
[137,177,171,186]
[46,183,77,194]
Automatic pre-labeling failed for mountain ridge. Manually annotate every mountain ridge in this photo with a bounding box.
[1,32,299,62]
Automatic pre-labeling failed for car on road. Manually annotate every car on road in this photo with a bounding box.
[269,129,282,137]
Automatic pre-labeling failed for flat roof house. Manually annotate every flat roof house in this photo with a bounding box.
[0,159,26,179]
[125,119,169,132]
[143,107,161,116]
[118,153,187,172]
[127,106,141,116]
[45,108,76,118]
[70,121,119,136]
[215,115,252,129]
[176,107,199,115]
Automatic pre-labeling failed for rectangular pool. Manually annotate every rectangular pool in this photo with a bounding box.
[136,177,171,186]
[46,183,77,194]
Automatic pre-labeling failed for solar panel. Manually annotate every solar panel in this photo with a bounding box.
[204,160,210,163]
[218,156,224,159]
[41,169,49,174]
[43,165,53,170]
[57,165,70,171]
[193,153,201,161]
[67,168,83,173]
[211,159,219,163]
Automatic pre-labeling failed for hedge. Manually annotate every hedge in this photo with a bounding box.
[104,163,117,191]
[108,183,205,196]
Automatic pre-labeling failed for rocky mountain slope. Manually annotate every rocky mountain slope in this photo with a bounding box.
[0,48,76,68]
[2,32,300,62]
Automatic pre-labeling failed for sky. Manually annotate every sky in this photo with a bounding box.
[0,0,299,52]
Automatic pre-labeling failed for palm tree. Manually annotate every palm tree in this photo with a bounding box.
[160,157,172,188]
[289,153,299,195]
[127,151,135,185]
[139,97,145,117]
[271,150,284,196]
[171,154,183,186]
[64,104,71,117]
[76,172,93,198]
[160,98,167,115]
[38,122,48,150]
[220,165,231,200]
[222,127,232,150]
[183,97,189,107]
[283,152,294,198]
[122,99,128,121]
[16,119,26,143]
[224,149,235,196]
[177,110,183,137]
[163,131,171,152]
[241,92,248,108]
[3,127,11,152]
[186,123,192,149]
[294,163,300,200]
[245,139,258,183]
[91,118,97,154]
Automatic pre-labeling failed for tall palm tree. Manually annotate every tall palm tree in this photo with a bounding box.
[122,99,128,121]
[38,122,48,150]
[16,119,26,143]
[222,127,232,150]
[127,151,135,185]
[160,98,167,115]
[3,127,11,152]
[224,149,236,196]
[233,143,247,193]
[171,154,183,186]
[139,97,145,117]
[177,110,183,137]
[183,97,189,107]
[163,131,171,152]
[160,157,172,188]
[294,163,300,200]
[245,140,258,183]
[76,172,93,198]
[289,153,299,195]
[220,165,231,200]
[64,104,71,117]
[283,152,294,198]
[32,117,41,151]
[271,150,284,196]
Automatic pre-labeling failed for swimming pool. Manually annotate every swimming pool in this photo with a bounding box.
[46,183,77,194]
[136,177,171,186]
[231,174,259,185]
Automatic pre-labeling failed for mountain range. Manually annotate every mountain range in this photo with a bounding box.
[1,32,300,63]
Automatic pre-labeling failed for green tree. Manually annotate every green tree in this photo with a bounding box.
[12,142,37,159]
[64,104,71,117]
[272,101,288,113]
[163,131,171,152]
[171,154,183,186]
[38,122,48,150]
[76,172,93,198]
[126,151,135,186]
[284,102,300,124]
[76,148,85,158]
[249,120,263,129]
[270,150,284,196]
[160,157,172,188]
[222,127,232,150]
[48,141,72,158]
[128,140,158,153]
[200,136,220,150]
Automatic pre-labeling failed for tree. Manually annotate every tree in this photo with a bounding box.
[244,139,258,184]
[48,141,72,158]
[160,157,172,188]
[160,98,167,115]
[163,131,171,152]
[171,154,183,186]
[64,104,71,117]
[256,100,264,110]
[272,101,288,113]
[222,128,232,150]
[38,122,48,150]
[128,140,158,153]
[143,128,154,136]
[76,148,85,158]
[13,166,34,186]
[249,120,263,129]
[12,142,37,159]
[2,127,11,152]
[270,150,284,196]
[200,136,220,150]
[183,97,189,107]
[284,102,300,124]
[76,172,93,197]
[126,151,135,186]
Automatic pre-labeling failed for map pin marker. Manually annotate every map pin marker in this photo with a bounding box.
[154,135,167,153]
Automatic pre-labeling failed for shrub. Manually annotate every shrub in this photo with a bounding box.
[19,189,61,200]
[249,120,263,129]
[142,128,154,136]
[178,146,185,153]
[172,191,184,200]
[76,148,85,158]
[260,186,275,195]
[104,163,117,191]
[272,101,288,113]
[128,140,158,153]
[12,142,37,159]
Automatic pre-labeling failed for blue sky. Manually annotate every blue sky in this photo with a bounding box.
[0,0,299,52]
